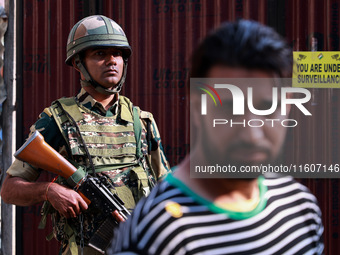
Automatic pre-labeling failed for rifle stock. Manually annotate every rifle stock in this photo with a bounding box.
[15,131,78,181]
[15,131,90,204]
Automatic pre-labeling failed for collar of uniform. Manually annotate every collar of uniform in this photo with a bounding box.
[76,88,119,116]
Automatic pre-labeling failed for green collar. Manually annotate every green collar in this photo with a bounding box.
[165,174,268,220]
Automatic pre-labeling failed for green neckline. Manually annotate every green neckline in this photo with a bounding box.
[165,174,267,220]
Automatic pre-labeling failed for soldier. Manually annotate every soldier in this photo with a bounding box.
[1,15,170,255]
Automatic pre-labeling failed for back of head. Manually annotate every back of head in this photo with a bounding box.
[191,20,292,78]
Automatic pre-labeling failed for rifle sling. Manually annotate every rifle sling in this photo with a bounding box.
[66,166,86,188]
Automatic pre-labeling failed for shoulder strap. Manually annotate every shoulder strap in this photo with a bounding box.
[48,97,84,154]
[133,106,143,160]
[118,96,134,122]
[119,96,144,160]
[57,97,84,122]
[132,107,157,183]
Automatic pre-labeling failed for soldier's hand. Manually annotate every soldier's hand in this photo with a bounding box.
[46,183,88,218]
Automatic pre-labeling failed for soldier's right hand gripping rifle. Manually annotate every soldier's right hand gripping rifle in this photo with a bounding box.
[14,130,131,253]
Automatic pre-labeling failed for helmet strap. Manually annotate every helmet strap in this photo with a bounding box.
[74,54,128,95]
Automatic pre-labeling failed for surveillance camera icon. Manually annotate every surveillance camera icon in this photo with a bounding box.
[297,54,307,61]
[331,54,340,60]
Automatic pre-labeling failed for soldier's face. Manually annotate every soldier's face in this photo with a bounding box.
[83,48,124,89]
[194,66,289,168]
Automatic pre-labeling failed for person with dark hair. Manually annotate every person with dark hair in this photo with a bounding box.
[191,20,293,78]
[1,15,170,255]
[108,20,323,255]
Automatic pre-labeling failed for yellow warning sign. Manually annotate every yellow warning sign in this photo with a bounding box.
[293,51,340,88]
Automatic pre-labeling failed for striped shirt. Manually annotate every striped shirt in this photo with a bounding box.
[109,174,323,255]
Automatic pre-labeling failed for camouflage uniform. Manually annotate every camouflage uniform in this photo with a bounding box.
[7,88,170,254]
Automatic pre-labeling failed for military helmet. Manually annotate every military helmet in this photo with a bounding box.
[65,15,131,94]
[65,15,132,65]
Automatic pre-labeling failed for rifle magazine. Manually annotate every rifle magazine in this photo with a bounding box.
[87,216,118,254]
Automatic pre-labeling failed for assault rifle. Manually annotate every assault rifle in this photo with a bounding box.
[14,130,131,253]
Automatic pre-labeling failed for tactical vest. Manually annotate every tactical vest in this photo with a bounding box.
[40,96,156,250]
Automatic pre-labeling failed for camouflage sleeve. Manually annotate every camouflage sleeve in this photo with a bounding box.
[6,107,67,181]
[140,111,171,179]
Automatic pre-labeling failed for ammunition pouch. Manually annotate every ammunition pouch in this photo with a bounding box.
[130,166,151,201]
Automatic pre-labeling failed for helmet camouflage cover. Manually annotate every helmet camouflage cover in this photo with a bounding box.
[65,15,132,94]
[66,15,132,65]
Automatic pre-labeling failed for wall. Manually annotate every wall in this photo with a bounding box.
[18,0,340,254]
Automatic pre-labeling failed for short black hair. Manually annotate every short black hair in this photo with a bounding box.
[190,20,293,78]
